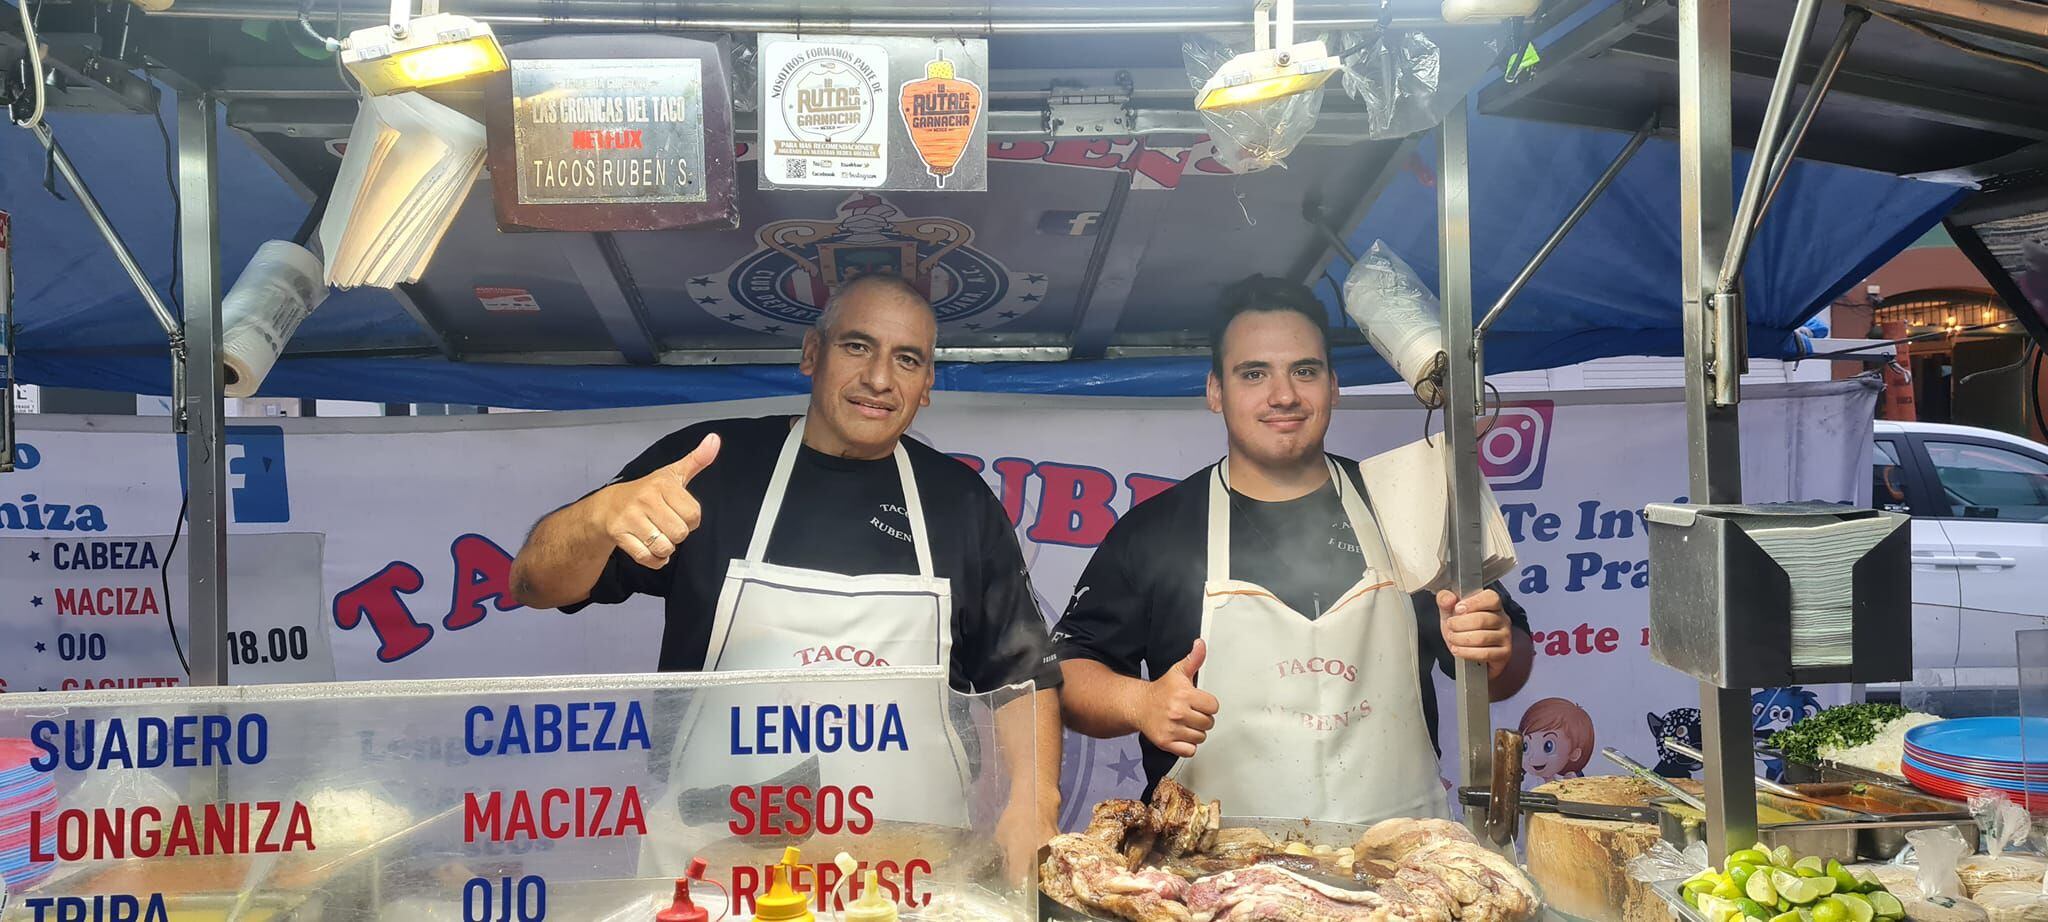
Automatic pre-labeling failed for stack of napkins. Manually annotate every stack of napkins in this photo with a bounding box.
[1355,436,1518,594]
[1736,511,1899,667]
[319,91,485,289]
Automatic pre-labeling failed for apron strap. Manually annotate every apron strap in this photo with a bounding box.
[745,417,936,578]
[1207,456,1368,584]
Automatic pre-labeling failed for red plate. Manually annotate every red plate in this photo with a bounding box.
[1905,762,2048,810]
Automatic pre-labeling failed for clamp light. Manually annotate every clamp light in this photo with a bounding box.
[340,0,507,97]
[1194,0,1341,112]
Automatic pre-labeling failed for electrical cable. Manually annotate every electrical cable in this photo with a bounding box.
[161,492,191,677]
[1868,9,2048,78]
[298,0,344,52]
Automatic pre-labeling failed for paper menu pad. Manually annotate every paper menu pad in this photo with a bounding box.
[319,91,486,289]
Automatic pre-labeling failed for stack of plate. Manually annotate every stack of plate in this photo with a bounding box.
[1902,717,2048,810]
[0,740,58,890]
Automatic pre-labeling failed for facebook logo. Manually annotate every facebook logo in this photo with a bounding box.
[177,426,291,523]
[1036,211,1103,236]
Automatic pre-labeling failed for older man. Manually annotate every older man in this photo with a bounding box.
[512,273,1061,877]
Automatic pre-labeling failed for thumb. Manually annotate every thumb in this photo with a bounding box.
[664,433,722,484]
[1436,589,1460,620]
[1172,639,1207,681]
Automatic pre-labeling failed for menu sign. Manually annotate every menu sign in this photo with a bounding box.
[758,36,989,192]
[488,35,739,232]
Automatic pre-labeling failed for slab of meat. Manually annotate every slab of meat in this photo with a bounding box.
[1085,798,1159,869]
[1151,780,1221,857]
[1354,818,1476,864]
[1183,865,1448,922]
[1043,831,1194,922]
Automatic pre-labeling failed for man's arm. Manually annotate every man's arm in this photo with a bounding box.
[993,688,1063,881]
[1435,585,1536,702]
[509,434,719,609]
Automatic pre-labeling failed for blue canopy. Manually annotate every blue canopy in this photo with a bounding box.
[1,94,1964,409]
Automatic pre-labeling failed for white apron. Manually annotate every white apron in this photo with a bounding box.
[1166,458,1448,824]
[639,420,972,875]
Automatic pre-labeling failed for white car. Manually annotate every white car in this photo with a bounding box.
[1872,421,2048,692]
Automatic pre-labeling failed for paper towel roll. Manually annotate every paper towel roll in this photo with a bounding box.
[1343,240,1447,404]
[222,240,328,398]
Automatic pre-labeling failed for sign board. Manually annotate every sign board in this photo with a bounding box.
[0,669,1036,916]
[12,383,39,415]
[758,36,988,192]
[0,534,332,692]
[488,35,739,232]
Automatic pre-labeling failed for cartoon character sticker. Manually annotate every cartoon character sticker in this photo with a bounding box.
[1519,698,1595,784]
[1647,707,1704,778]
[1753,687,1822,780]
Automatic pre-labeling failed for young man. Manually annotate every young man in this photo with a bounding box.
[1053,275,1535,823]
[511,274,1061,876]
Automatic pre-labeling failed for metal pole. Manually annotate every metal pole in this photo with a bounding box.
[29,123,182,340]
[0,212,12,474]
[1472,112,1656,385]
[1753,8,1868,234]
[1438,105,1492,819]
[179,94,230,687]
[1719,0,1823,292]
[1678,0,1755,862]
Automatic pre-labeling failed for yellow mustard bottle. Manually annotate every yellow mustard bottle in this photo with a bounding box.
[754,847,815,922]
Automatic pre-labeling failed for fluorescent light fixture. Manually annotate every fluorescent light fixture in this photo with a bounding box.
[1195,0,1341,112]
[341,12,507,96]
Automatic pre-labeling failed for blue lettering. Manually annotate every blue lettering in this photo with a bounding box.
[568,703,591,753]
[534,705,561,752]
[100,720,131,770]
[136,719,166,769]
[620,702,650,751]
[466,706,493,757]
[468,702,650,756]
[1566,553,1602,592]
[730,707,750,756]
[30,719,58,772]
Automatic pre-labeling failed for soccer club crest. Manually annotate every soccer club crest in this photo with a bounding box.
[691,193,1049,334]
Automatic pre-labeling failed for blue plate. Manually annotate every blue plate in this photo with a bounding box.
[1904,752,2048,794]
[1905,717,2048,765]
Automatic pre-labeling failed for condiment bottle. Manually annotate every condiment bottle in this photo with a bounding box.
[754,847,815,922]
[658,858,719,922]
[844,872,898,922]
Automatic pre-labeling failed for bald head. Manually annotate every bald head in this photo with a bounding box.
[815,274,935,346]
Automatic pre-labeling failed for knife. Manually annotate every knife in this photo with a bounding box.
[1460,788,1661,824]
[1486,729,1524,845]
[677,755,822,825]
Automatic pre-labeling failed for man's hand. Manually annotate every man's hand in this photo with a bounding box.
[1437,588,1513,678]
[588,434,720,568]
[1139,640,1220,758]
[995,790,1060,885]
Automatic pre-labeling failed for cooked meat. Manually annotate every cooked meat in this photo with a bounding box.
[1398,841,1538,922]
[1157,851,1352,883]
[1044,831,1194,922]
[1085,798,1160,868]
[1152,780,1221,857]
[1353,818,1477,864]
[1182,866,1448,922]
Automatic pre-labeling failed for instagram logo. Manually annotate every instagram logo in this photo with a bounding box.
[1479,400,1555,491]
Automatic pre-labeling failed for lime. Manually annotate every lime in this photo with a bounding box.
[1715,878,1745,901]
[1740,899,1773,920]
[1731,848,1775,868]
[1811,899,1848,922]
[1733,865,1758,890]
[1747,870,1779,905]
[1771,912,1803,922]
[1777,873,1837,905]
[1797,867,1826,879]
[1773,846,1795,868]
[1838,892,1876,922]
[1687,870,1723,891]
[1827,862,1861,895]
[1866,893,1904,920]
[1700,896,1739,922]
[1796,857,1826,875]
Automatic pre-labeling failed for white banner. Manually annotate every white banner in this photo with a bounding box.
[1,381,1877,827]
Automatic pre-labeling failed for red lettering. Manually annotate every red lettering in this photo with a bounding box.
[1572,622,1596,654]
[1028,463,1118,546]
[1126,145,1194,190]
[732,866,761,915]
[1595,627,1620,653]
[333,563,432,661]
[728,786,755,836]
[988,141,1050,161]
[465,791,501,842]
[542,788,570,839]
[1043,140,1123,169]
[907,858,933,907]
[445,534,525,631]
[991,458,1034,527]
[1126,474,1178,508]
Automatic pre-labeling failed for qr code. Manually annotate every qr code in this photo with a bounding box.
[785,159,808,180]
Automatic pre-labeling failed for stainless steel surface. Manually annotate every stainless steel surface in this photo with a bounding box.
[1712,289,1741,407]
[1439,105,1493,815]
[1754,8,1868,234]
[1717,0,1823,292]
[1067,147,1169,360]
[1677,0,1754,862]
[1601,747,1707,812]
[1790,781,1974,860]
[1651,795,1864,864]
[563,233,660,364]
[1663,740,1806,801]
[179,93,229,687]
[1472,111,1654,382]
[147,0,1470,33]
[29,122,181,340]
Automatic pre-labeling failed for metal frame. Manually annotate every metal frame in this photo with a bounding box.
[179,93,230,687]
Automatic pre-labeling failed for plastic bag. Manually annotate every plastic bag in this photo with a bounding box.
[728,39,758,113]
[1342,240,1447,406]
[1625,838,1710,884]
[1971,794,2037,859]
[1915,826,1977,900]
[1333,28,1444,139]
[1182,34,1323,174]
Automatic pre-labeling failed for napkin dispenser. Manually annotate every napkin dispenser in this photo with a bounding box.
[1645,502,1911,688]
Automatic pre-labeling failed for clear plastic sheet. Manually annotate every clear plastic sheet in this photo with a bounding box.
[1334,28,1444,139]
[728,38,759,113]
[1183,34,1323,174]
[1915,826,1977,899]
[1625,838,1710,885]
[1971,795,2038,859]
[1342,240,1449,406]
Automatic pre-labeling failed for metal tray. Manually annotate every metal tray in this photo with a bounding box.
[1790,782,1974,860]
[1651,795,1866,864]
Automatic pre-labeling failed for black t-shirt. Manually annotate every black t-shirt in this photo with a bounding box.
[566,415,1062,695]
[1050,456,1529,794]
